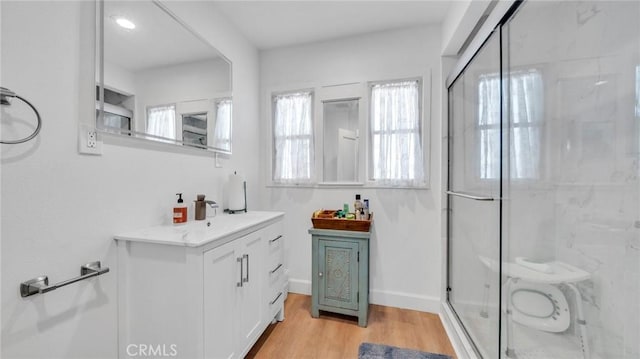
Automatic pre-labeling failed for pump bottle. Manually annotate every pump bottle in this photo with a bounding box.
[173,193,187,224]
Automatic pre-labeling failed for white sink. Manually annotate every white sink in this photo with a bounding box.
[114,211,284,247]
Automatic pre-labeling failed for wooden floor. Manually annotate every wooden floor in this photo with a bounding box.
[247,293,457,359]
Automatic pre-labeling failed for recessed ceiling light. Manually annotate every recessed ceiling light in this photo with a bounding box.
[114,17,136,30]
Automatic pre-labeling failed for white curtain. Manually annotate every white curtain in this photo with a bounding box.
[273,92,313,183]
[213,99,232,150]
[478,70,543,180]
[370,80,425,186]
[146,104,176,141]
[636,65,640,118]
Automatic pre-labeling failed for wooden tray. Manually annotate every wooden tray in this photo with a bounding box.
[311,213,372,232]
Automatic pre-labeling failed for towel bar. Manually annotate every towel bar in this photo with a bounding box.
[20,261,109,298]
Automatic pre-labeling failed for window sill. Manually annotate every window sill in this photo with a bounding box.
[266,182,430,190]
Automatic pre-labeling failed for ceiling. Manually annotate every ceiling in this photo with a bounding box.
[212,1,452,50]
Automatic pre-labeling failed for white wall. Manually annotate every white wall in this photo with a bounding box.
[260,25,444,312]
[133,58,230,133]
[0,1,259,358]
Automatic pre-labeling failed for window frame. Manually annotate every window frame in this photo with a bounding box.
[366,77,429,188]
[270,89,316,184]
[266,76,430,190]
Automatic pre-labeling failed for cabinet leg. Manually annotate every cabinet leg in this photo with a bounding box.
[311,303,319,318]
[358,314,367,327]
[276,303,285,322]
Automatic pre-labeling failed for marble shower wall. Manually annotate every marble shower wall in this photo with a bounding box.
[506,1,640,357]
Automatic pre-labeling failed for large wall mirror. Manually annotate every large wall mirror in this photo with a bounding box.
[96,0,232,153]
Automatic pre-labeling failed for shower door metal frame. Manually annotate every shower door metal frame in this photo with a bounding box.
[444,1,524,358]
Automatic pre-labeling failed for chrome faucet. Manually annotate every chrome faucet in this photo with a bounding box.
[205,200,219,217]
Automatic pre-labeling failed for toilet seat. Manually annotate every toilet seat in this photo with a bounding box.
[509,281,570,333]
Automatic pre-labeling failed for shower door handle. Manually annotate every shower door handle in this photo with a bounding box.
[446,191,495,201]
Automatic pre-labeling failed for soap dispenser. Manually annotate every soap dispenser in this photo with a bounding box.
[173,193,187,224]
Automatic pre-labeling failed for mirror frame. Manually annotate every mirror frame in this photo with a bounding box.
[95,0,233,154]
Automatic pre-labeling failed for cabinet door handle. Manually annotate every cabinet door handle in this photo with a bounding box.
[269,235,282,244]
[270,263,283,275]
[270,292,283,305]
[318,272,323,277]
[236,256,243,287]
[242,254,249,283]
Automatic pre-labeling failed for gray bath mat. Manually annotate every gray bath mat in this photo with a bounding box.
[358,342,452,359]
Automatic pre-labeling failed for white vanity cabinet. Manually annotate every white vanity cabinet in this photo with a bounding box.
[115,211,285,359]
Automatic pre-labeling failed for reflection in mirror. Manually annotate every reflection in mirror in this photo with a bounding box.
[182,112,207,148]
[97,0,232,153]
[323,99,359,182]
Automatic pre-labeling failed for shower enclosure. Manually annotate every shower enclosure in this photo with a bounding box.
[446,1,640,358]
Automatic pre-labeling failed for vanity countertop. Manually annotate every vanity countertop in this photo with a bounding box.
[114,211,284,247]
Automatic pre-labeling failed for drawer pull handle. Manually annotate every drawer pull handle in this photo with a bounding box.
[270,292,283,305]
[270,263,283,275]
[269,235,282,244]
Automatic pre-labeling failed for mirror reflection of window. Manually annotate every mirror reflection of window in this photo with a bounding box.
[323,99,359,182]
[478,70,543,180]
[146,104,176,143]
[182,112,208,149]
[636,65,640,152]
[213,99,232,151]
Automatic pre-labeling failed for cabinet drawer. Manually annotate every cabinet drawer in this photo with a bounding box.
[264,221,283,245]
[266,223,284,268]
[267,289,285,318]
[267,260,284,289]
[267,233,283,258]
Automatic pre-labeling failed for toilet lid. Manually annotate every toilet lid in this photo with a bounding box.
[509,281,570,333]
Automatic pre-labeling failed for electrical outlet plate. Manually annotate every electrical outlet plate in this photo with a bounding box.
[78,124,103,155]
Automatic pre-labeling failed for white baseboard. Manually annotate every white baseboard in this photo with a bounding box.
[287,278,440,313]
[288,278,311,295]
[369,289,440,313]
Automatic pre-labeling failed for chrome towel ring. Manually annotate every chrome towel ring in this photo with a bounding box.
[0,86,42,144]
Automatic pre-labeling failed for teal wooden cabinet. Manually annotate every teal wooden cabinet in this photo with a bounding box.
[308,228,370,327]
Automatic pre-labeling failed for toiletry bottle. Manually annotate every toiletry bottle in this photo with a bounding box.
[194,194,206,221]
[173,193,187,224]
[354,194,363,220]
[363,199,370,220]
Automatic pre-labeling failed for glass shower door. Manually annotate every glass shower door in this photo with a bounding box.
[447,30,502,358]
[501,1,640,358]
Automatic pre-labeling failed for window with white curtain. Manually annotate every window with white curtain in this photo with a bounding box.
[369,80,425,186]
[636,65,640,118]
[213,98,232,151]
[272,91,314,183]
[146,104,176,141]
[478,70,543,180]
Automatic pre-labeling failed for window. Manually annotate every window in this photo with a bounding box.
[212,99,232,151]
[272,91,314,183]
[146,104,176,141]
[636,65,640,118]
[369,80,425,186]
[478,70,543,180]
